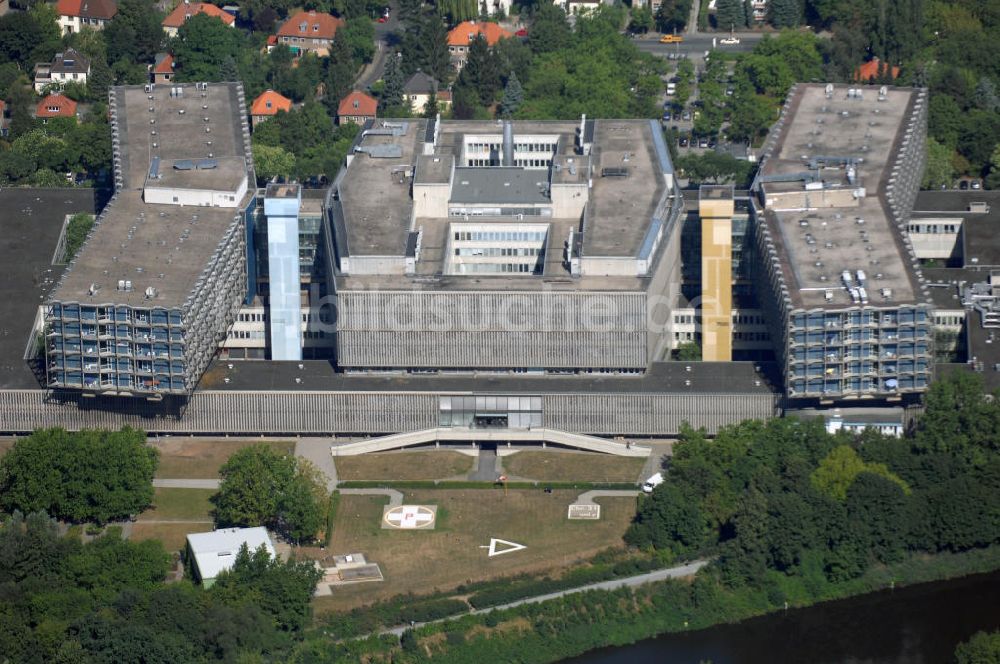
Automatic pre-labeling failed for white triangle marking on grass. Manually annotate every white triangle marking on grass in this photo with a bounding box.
[479,538,527,557]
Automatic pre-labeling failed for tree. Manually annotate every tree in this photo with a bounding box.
[625,483,707,555]
[655,0,693,33]
[458,35,501,106]
[323,34,357,117]
[0,10,61,70]
[528,3,572,55]
[211,543,323,632]
[105,0,164,63]
[341,14,376,64]
[810,445,909,501]
[381,54,405,109]
[768,0,801,28]
[674,341,701,361]
[0,428,157,523]
[402,13,451,82]
[955,630,1000,664]
[715,0,745,31]
[252,143,296,183]
[923,137,955,189]
[499,71,523,118]
[986,144,1000,190]
[628,6,654,34]
[214,445,328,543]
[172,13,243,81]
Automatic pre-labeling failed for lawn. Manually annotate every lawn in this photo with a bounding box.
[138,488,216,522]
[130,522,202,553]
[502,451,646,483]
[0,438,14,459]
[335,451,475,481]
[152,438,295,479]
[315,488,637,612]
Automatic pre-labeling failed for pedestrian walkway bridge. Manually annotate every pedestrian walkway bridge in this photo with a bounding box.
[330,427,651,457]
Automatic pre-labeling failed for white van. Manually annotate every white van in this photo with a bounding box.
[642,472,664,494]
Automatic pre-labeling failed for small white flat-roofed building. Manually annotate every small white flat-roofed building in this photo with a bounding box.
[187,527,276,587]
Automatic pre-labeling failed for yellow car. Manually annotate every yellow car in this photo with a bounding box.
[660,34,684,44]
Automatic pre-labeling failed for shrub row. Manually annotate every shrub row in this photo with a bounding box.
[337,480,638,491]
[466,557,665,609]
[322,593,469,639]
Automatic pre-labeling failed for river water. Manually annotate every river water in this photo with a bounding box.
[564,571,1000,664]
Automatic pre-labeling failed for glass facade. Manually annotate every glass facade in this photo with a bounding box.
[786,306,932,398]
[46,303,188,393]
[438,395,543,429]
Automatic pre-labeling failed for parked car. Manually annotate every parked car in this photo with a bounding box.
[679,136,689,147]
[660,34,683,44]
[698,138,709,148]
[972,179,982,190]
[682,110,691,121]
[960,180,970,190]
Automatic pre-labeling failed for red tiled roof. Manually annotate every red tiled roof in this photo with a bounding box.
[337,90,377,118]
[276,10,344,40]
[152,53,174,75]
[251,89,292,116]
[162,2,235,28]
[36,94,77,118]
[447,21,513,47]
[854,57,899,82]
[267,35,278,45]
[57,0,118,19]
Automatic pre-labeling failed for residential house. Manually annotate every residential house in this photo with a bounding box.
[403,71,451,115]
[186,527,277,588]
[56,0,117,35]
[275,10,344,57]
[337,90,377,125]
[250,89,292,129]
[150,53,175,85]
[34,49,90,93]
[162,0,236,38]
[854,57,900,82]
[35,93,78,122]
[446,20,513,70]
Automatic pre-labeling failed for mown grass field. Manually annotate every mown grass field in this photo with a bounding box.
[315,488,636,612]
[138,488,216,522]
[502,451,645,483]
[152,439,295,479]
[335,451,476,481]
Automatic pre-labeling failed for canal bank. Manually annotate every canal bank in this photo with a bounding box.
[564,569,1000,663]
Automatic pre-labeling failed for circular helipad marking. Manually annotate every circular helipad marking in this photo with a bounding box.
[382,505,437,530]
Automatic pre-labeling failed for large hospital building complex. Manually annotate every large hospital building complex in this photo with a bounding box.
[1,81,995,440]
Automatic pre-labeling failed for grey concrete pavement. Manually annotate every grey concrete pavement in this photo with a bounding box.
[152,479,221,489]
[469,448,499,481]
[638,441,674,483]
[573,489,640,506]
[295,438,339,491]
[339,487,404,506]
[382,559,711,636]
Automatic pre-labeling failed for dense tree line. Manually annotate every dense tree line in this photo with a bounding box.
[626,372,1000,587]
[0,428,157,524]
[0,511,321,662]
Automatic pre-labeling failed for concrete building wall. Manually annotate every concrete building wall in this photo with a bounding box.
[336,290,648,369]
[0,388,777,436]
[144,178,249,208]
[700,196,734,361]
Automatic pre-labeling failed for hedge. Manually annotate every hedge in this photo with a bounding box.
[337,480,638,491]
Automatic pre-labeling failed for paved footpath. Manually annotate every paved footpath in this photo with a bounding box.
[382,559,710,636]
[572,489,640,506]
[152,479,220,489]
[294,438,339,491]
[338,487,404,506]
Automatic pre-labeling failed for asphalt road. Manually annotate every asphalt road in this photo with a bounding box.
[355,4,400,91]
[634,31,766,59]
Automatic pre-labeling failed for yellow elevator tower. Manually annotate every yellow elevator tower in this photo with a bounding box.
[699,185,734,362]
